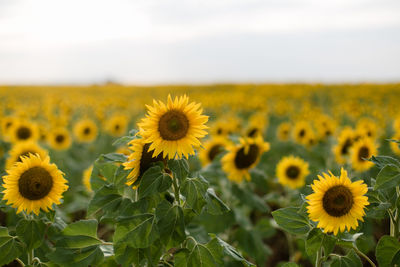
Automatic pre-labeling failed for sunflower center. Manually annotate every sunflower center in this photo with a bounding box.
[139,143,164,177]
[17,126,32,140]
[299,129,305,138]
[208,144,222,161]
[55,134,65,143]
[286,165,300,179]
[114,124,120,130]
[83,127,91,135]
[217,128,223,135]
[322,185,353,217]
[234,144,259,169]
[358,146,370,161]
[341,139,352,155]
[158,110,189,141]
[18,166,53,200]
[247,128,259,138]
[6,122,12,128]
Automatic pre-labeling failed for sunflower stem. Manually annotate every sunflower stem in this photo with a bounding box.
[27,249,34,265]
[352,245,376,267]
[15,258,25,266]
[315,247,322,267]
[171,173,180,205]
[284,232,295,261]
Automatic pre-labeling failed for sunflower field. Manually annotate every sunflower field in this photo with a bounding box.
[1,84,400,267]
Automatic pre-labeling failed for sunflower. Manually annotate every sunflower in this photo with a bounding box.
[306,168,369,235]
[82,165,93,192]
[138,95,208,159]
[2,154,68,215]
[6,141,48,170]
[276,156,309,189]
[48,127,72,150]
[350,138,377,172]
[221,136,269,183]
[394,116,400,132]
[1,116,15,139]
[9,120,39,143]
[123,138,164,187]
[292,121,313,145]
[73,119,98,143]
[277,122,291,141]
[199,137,230,166]
[244,112,267,138]
[356,118,378,139]
[333,127,355,164]
[105,114,129,137]
[314,114,336,140]
[390,132,400,155]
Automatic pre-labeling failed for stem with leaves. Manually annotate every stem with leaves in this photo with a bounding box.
[352,245,376,267]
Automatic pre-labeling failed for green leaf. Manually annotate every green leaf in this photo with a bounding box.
[16,219,46,251]
[234,228,270,265]
[331,250,362,267]
[281,263,299,267]
[370,155,400,169]
[306,228,336,259]
[57,219,102,249]
[114,243,141,267]
[181,177,208,213]
[112,135,136,147]
[103,153,128,163]
[138,166,171,199]
[114,213,159,248]
[155,200,186,247]
[47,246,104,267]
[88,184,128,216]
[204,188,230,215]
[174,248,190,267]
[0,227,22,266]
[168,158,189,181]
[272,207,311,235]
[376,235,400,267]
[374,165,400,191]
[232,184,269,212]
[187,243,220,267]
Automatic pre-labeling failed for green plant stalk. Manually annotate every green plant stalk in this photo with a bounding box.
[27,249,34,265]
[171,173,181,205]
[315,247,322,267]
[389,210,399,238]
[352,245,376,267]
[284,232,294,261]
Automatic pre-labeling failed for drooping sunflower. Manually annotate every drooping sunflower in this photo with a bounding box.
[138,95,208,159]
[9,120,39,143]
[276,122,291,141]
[2,154,68,215]
[350,138,378,172]
[199,137,230,166]
[82,165,93,192]
[73,119,98,143]
[123,138,164,187]
[333,127,355,164]
[48,127,72,150]
[6,141,48,170]
[105,114,129,137]
[221,136,270,183]
[306,168,369,235]
[276,156,310,189]
[390,132,400,155]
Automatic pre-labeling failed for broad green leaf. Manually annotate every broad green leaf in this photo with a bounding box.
[204,188,230,215]
[16,219,46,250]
[114,243,141,267]
[88,184,129,216]
[187,243,219,267]
[306,228,336,259]
[234,228,271,265]
[57,219,102,249]
[374,165,400,190]
[181,177,208,213]
[0,227,23,266]
[272,207,311,235]
[47,246,104,267]
[138,166,171,199]
[331,250,362,267]
[209,234,255,266]
[174,248,190,267]
[112,135,136,147]
[168,158,189,181]
[369,155,400,169]
[155,200,186,247]
[103,153,127,163]
[232,184,269,212]
[114,213,159,248]
[376,235,400,267]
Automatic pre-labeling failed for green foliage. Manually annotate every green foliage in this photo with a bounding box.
[272,207,311,235]
[0,226,22,266]
[376,236,400,266]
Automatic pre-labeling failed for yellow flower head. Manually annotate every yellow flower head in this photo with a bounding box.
[276,155,309,189]
[73,119,98,143]
[48,127,72,151]
[350,137,378,172]
[6,141,48,170]
[199,137,230,166]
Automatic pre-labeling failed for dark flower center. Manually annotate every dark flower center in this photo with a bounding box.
[158,110,189,141]
[83,127,91,135]
[18,167,53,200]
[247,128,259,138]
[17,126,32,140]
[286,165,300,180]
[358,146,370,161]
[340,139,352,155]
[208,144,222,161]
[114,124,120,130]
[299,129,305,138]
[234,144,259,169]
[139,143,164,178]
[322,185,353,217]
[55,134,65,143]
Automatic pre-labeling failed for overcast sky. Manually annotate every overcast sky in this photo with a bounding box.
[0,0,399,84]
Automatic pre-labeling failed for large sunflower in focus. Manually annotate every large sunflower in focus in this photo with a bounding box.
[123,138,164,187]
[306,168,369,235]
[73,119,98,143]
[221,136,269,183]
[2,154,68,215]
[9,120,39,143]
[138,95,208,159]
[48,127,72,150]
[6,142,48,170]
[199,137,230,166]
[350,138,377,172]
[276,156,309,189]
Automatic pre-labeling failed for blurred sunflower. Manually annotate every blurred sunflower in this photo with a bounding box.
[390,132,400,155]
[2,154,68,215]
[73,119,98,143]
[48,127,72,150]
[350,138,377,172]
[199,137,230,166]
[221,136,269,183]
[333,127,355,164]
[9,120,39,143]
[293,121,313,145]
[314,114,336,140]
[356,118,378,139]
[1,116,15,139]
[105,114,129,137]
[244,112,267,138]
[123,138,164,188]
[306,168,369,235]
[276,156,309,189]
[6,141,48,170]
[138,95,208,159]
[276,122,291,141]
[82,165,93,192]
